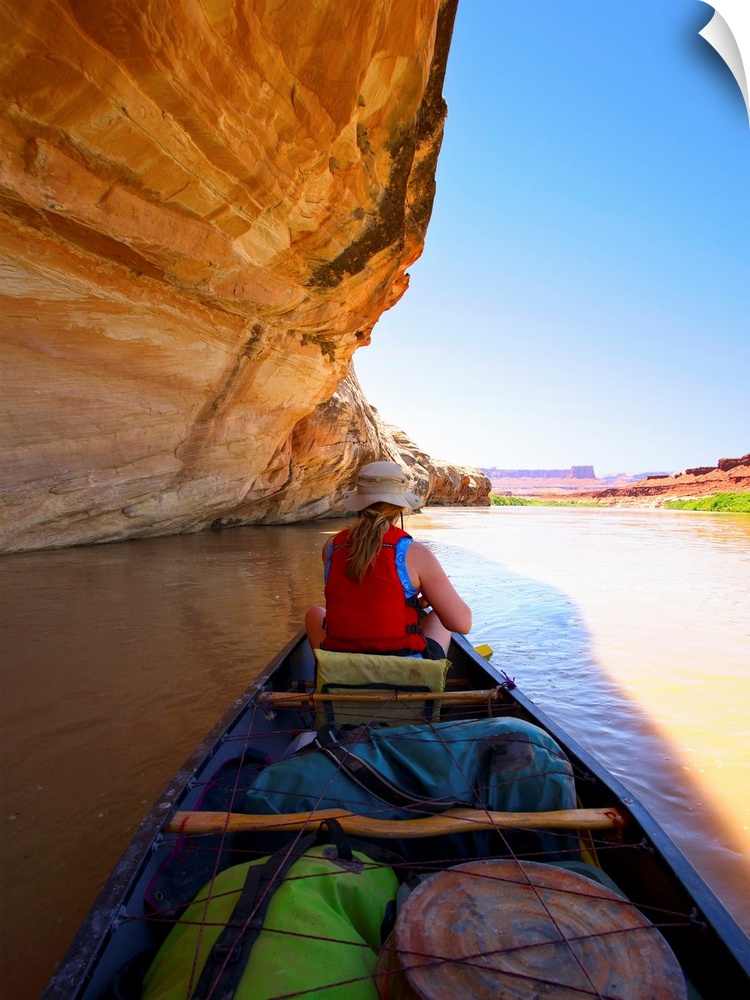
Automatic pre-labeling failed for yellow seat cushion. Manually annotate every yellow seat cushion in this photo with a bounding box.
[314,649,450,728]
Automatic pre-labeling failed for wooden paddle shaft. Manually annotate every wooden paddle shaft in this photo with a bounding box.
[166,807,624,838]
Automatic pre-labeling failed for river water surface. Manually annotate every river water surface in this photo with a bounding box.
[1,507,749,995]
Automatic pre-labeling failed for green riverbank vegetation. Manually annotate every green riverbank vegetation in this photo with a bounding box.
[489,492,750,512]
[489,495,533,506]
[489,495,599,508]
[664,493,750,513]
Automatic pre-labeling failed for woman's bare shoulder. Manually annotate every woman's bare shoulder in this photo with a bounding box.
[408,539,439,564]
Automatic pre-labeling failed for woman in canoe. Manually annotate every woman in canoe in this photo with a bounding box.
[305,461,471,657]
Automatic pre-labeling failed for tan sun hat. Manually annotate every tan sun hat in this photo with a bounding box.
[343,461,423,512]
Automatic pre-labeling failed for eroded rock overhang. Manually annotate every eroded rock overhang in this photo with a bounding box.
[0,0,469,553]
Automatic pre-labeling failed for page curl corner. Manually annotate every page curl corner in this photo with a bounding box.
[699,3,750,125]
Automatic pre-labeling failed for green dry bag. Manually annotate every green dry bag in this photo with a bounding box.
[142,843,399,1000]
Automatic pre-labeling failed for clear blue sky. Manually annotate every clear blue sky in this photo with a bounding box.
[354,1,749,476]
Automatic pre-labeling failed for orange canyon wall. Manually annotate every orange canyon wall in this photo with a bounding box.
[1,0,486,553]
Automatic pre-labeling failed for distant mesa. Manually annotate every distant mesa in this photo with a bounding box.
[483,464,690,499]
[483,466,595,480]
[482,465,611,498]
[717,456,748,472]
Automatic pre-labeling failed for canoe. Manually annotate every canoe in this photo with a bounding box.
[43,631,750,999]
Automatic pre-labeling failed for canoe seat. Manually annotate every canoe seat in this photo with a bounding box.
[313,649,450,729]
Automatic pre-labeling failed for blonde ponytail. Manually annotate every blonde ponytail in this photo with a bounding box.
[345,502,405,583]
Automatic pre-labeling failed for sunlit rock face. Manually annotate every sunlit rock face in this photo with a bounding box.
[388,426,491,506]
[207,367,491,525]
[0,0,459,552]
[225,366,405,525]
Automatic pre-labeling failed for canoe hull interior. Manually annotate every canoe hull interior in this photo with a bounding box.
[42,632,750,1000]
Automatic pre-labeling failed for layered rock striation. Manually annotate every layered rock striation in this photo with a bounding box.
[1,0,469,553]
[216,366,491,524]
[389,426,491,507]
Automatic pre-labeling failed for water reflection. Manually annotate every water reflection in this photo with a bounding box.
[415,508,750,936]
[1,526,335,996]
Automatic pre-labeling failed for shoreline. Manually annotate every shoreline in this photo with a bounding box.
[483,454,749,510]
[484,491,750,513]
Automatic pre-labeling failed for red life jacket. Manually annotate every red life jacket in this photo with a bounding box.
[321,524,427,655]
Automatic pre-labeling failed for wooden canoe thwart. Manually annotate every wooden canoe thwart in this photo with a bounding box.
[258,686,509,707]
[166,806,626,838]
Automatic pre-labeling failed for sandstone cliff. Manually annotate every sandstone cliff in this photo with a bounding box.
[393,427,491,507]
[0,0,465,553]
[216,365,491,524]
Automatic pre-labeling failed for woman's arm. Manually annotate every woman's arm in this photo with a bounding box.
[406,542,472,634]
